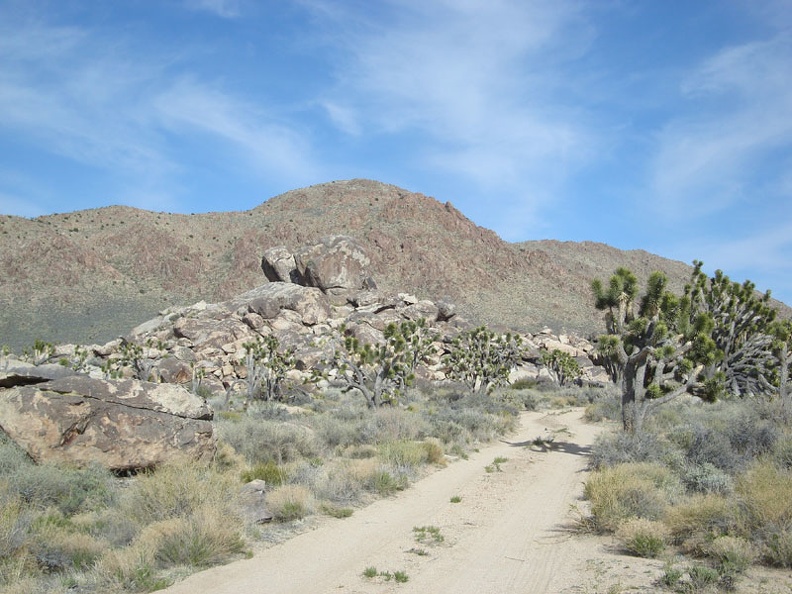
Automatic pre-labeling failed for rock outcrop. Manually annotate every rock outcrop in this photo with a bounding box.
[0,376,215,472]
[0,236,612,471]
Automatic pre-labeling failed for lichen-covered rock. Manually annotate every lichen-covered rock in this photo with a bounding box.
[0,376,215,471]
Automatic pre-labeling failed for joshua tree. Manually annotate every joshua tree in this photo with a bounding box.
[683,261,776,398]
[318,319,436,408]
[242,335,296,402]
[771,319,792,421]
[593,263,779,433]
[541,349,582,387]
[443,326,523,394]
[593,270,716,433]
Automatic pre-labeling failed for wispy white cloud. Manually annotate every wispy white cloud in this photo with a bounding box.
[0,9,319,211]
[310,0,596,206]
[0,19,173,177]
[183,0,243,19]
[650,34,792,217]
[154,78,321,181]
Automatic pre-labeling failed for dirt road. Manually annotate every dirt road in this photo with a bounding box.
[162,408,610,594]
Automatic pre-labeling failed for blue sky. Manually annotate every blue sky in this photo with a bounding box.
[1,1,791,304]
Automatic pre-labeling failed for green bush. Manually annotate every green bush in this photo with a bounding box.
[241,461,287,486]
[372,468,408,496]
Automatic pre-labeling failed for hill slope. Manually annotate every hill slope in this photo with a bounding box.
[1,179,699,350]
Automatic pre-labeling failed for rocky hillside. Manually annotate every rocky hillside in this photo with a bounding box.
[0,179,720,351]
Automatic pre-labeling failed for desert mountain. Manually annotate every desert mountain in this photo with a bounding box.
[1,179,699,351]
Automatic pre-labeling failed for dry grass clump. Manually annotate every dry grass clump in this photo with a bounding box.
[584,462,682,532]
[120,460,238,525]
[266,485,314,522]
[735,460,792,567]
[706,535,756,574]
[664,493,735,555]
[615,517,670,558]
[361,407,431,443]
[150,508,247,568]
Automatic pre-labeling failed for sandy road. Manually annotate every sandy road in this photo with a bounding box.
[162,408,603,594]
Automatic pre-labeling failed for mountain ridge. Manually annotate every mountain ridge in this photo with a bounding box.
[0,179,737,351]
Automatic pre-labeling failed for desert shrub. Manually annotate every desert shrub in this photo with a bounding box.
[0,490,31,563]
[665,494,735,552]
[309,414,363,450]
[92,542,170,592]
[667,403,780,478]
[669,422,744,476]
[725,411,778,459]
[498,386,541,411]
[687,563,719,590]
[706,535,756,574]
[371,467,409,496]
[9,462,116,516]
[583,393,621,423]
[266,485,314,521]
[378,440,432,471]
[28,519,106,572]
[79,507,139,548]
[120,460,239,525]
[359,407,430,444]
[427,407,514,447]
[0,435,32,476]
[615,517,669,558]
[151,509,246,568]
[342,444,379,459]
[736,461,792,567]
[241,460,287,486]
[589,430,670,470]
[422,439,445,465]
[508,378,537,391]
[584,462,682,531]
[218,417,320,465]
[679,462,734,495]
[771,435,792,470]
[764,530,792,568]
[310,458,379,505]
[736,461,792,534]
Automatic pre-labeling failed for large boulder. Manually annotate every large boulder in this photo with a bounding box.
[261,246,299,283]
[0,376,215,472]
[0,360,76,388]
[294,236,374,294]
[232,283,331,326]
